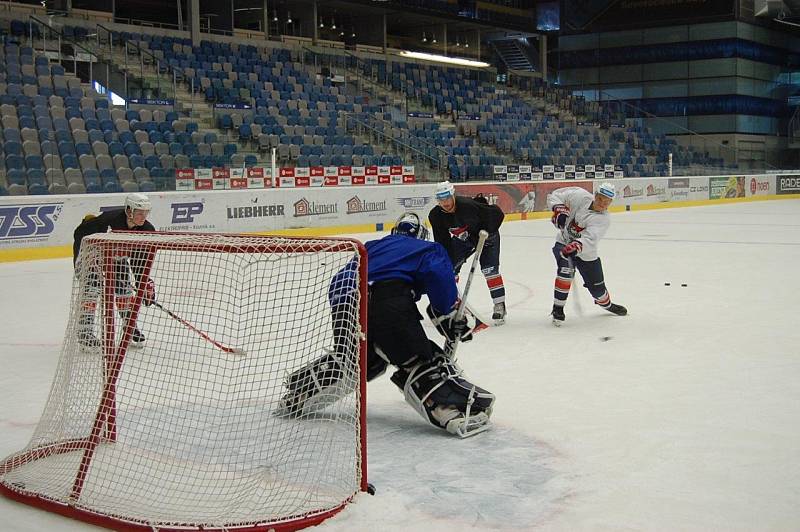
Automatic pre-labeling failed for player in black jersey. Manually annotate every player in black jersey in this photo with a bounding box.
[73,193,157,348]
[428,181,507,323]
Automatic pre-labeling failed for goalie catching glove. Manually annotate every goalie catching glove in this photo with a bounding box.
[426,304,473,343]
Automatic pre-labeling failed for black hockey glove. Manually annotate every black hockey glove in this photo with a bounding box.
[426,304,473,344]
[551,204,569,229]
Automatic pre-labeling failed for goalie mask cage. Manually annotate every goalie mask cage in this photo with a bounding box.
[0,231,369,531]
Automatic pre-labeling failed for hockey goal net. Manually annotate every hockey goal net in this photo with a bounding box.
[0,231,369,531]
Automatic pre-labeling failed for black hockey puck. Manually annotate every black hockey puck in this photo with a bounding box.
[664,282,671,286]
[601,336,612,341]
[681,283,687,287]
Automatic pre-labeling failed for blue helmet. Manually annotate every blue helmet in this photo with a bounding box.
[391,212,430,240]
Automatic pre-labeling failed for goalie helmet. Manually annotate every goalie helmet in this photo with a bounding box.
[124,193,152,213]
[391,212,429,240]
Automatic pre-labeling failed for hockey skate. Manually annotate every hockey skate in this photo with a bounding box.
[551,304,565,326]
[78,330,101,350]
[77,313,101,350]
[129,328,146,348]
[604,303,627,316]
[492,302,506,325]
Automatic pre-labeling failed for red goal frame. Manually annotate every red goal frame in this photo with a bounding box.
[0,232,370,531]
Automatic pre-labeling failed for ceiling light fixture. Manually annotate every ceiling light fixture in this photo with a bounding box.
[399,50,490,68]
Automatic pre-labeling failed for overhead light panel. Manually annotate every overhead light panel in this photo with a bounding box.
[399,50,489,68]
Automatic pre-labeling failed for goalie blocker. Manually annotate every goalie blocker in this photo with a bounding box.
[275,212,495,437]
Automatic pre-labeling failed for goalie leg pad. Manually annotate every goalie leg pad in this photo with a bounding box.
[397,346,495,437]
[274,351,356,418]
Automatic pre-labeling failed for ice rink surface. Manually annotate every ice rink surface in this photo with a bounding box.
[1,199,799,531]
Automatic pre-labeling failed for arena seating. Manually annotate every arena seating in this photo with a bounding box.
[0,14,734,196]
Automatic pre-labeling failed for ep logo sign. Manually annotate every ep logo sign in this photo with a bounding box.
[171,202,204,223]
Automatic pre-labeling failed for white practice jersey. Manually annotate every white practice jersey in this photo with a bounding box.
[546,187,610,261]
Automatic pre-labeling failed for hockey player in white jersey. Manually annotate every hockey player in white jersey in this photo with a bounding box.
[546,182,627,325]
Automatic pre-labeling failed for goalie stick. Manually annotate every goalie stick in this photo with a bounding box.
[463,301,491,334]
[151,301,246,356]
[447,230,489,359]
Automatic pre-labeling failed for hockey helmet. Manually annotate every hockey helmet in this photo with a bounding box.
[391,212,430,240]
[434,181,455,201]
[125,193,152,213]
[596,182,615,199]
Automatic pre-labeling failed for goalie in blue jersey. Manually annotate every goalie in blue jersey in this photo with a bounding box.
[275,212,495,437]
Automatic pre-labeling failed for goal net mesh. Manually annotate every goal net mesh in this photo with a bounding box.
[0,232,367,530]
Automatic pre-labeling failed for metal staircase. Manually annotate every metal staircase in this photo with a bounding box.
[492,39,535,72]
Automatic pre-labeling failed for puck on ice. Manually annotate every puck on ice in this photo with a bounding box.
[600,336,612,341]
[681,283,688,287]
[664,282,671,286]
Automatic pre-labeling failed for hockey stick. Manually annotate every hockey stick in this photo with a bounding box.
[565,255,584,317]
[447,230,489,359]
[559,225,584,318]
[463,300,491,333]
[151,302,246,356]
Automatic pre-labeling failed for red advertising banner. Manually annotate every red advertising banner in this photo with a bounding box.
[170,166,418,190]
[452,182,592,215]
[194,179,213,190]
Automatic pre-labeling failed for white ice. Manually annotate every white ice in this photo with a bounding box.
[1,200,799,532]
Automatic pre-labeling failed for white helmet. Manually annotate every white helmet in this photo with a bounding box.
[435,181,455,201]
[125,193,151,213]
[596,182,615,199]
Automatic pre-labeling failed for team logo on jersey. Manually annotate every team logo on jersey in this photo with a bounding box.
[0,203,63,241]
[449,226,470,241]
[567,221,584,239]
